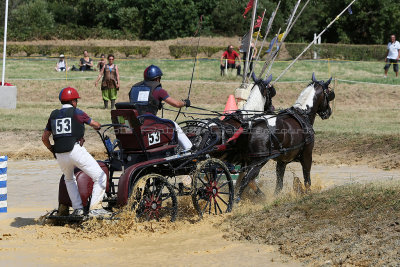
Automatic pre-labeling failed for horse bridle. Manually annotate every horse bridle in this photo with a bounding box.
[317,82,335,119]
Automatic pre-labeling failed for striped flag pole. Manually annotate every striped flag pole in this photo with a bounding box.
[0,156,7,213]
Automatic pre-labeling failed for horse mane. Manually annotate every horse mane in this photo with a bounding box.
[293,83,315,110]
[242,83,266,112]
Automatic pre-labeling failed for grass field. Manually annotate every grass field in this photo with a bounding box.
[2,57,400,84]
[0,57,399,167]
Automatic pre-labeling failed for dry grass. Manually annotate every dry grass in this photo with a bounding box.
[224,181,400,266]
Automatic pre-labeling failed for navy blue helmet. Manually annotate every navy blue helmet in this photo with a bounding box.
[144,65,163,80]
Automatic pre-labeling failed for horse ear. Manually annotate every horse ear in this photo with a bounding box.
[326,77,332,86]
[251,72,258,83]
[264,74,272,85]
[312,72,317,82]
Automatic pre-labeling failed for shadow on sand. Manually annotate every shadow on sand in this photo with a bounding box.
[10,217,38,228]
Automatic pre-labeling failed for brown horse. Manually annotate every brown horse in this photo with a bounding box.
[210,73,335,201]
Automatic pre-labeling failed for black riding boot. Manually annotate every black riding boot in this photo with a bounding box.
[111,100,115,109]
[103,100,108,109]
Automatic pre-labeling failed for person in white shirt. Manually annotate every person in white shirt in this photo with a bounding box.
[55,55,70,72]
[384,35,400,78]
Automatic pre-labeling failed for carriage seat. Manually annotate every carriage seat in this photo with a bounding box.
[111,103,177,154]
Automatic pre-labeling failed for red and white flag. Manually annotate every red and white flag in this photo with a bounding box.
[254,15,262,28]
[243,0,254,18]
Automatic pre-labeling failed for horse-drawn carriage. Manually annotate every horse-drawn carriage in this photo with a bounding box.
[47,73,335,224]
[47,102,235,223]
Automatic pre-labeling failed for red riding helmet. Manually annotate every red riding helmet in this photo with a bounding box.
[59,87,80,101]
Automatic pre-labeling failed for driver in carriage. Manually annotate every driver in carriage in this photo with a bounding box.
[129,65,193,153]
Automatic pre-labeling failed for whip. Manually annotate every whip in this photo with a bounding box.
[175,15,203,121]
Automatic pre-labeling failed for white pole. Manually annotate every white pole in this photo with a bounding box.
[273,0,358,84]
[2,0,9,85]
[313,33,317,59]
[242,0,258,84]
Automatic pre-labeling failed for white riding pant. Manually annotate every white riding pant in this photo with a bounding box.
[56,144,106,210]
[173,122,192,151]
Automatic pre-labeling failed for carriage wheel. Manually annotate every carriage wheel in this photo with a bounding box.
[128,174,178,222]
[191,158,234,217]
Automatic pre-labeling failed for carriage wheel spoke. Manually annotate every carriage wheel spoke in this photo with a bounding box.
[215,199,223,214]
[161,194,172,202]
[201,199,210,214]
[212,166,218,181]
[217,195,229,207]
[150,179,157,195]
[156,183,165,201]
[218,191,230,195]
[218,181,230,189]
[216,172,224,183]
[213,197,217,214]
[197,176,208,187]
[204,171,211,183]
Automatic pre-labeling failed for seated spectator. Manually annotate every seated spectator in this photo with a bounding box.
[220,45,241,76]
[79,50,94,71]
[97,54,106,72]
[55,54,70,72]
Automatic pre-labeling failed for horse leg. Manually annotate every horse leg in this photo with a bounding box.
[249,180,265,197]
[300,156,312,193]
[236,165,263,202]
[275,161,287,194]
[234,172,246,194]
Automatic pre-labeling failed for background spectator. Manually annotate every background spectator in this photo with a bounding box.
[55,54,70,72]
[384,34,400,78]
[97,54,106,72]
[95,54,120,109]
[79,50,94,71]
[220,45,241,76]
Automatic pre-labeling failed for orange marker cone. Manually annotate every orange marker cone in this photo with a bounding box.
[221,94,238,120]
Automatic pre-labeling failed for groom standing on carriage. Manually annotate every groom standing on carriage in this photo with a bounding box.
[129,65,193,153]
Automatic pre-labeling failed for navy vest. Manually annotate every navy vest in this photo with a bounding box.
[50,107,85,153]
[129,80,162,115]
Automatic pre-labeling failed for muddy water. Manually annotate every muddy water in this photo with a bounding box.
[1,160,400,266]
[257,162,400,196]
[0,160,301,266]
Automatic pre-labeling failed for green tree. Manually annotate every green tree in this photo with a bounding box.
[141,0,198,40]
[117,7,143,39]
[8,0,55,40]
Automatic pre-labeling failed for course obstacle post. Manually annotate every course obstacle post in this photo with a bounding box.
[0,156,7,213]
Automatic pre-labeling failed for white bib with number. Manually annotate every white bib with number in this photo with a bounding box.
[148,131,160,146]
[55,118,72,135]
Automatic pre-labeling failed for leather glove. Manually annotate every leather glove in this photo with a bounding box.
[79,137,85,146]
[182,99,191,107]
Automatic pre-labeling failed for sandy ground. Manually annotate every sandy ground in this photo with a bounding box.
[1,161,400,266]
[0,160,301,267]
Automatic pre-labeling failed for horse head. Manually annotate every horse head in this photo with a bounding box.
[246,73,275,112]
[311,73,335,120]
